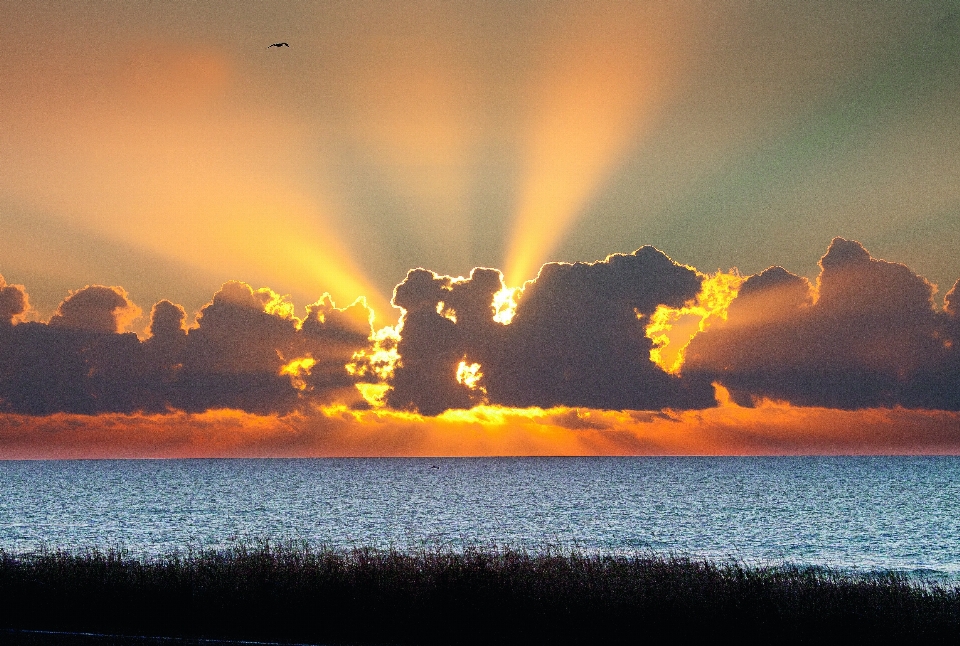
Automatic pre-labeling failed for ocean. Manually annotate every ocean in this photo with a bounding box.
[1,457,958,579]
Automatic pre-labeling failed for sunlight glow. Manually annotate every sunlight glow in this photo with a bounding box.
[435,404,550,426]
[279,356,316,391]
[5,400,959,459]
[296,2,487,274]
[261,289,297,320]
[712,382,734,407]
[646,271,743,373]
[348,324,401,406]
[455,360,485,392]
[355,382,391,408]
[0,36,391,322]
[437,301,457,323]
[492,286,519,325]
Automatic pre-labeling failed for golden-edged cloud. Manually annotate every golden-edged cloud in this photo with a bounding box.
[685,238,960,409]
[2,239,960,462]
[0,275,29,325]
[646,270,743,374]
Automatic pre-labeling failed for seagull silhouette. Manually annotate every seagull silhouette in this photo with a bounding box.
[267,42,289,48]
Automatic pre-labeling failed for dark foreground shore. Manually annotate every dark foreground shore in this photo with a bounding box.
[2,629,314,645]
[1,544,958,645]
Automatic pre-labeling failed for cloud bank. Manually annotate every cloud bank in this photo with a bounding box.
[0,280,372,415]
[1,238,959,430]
[385,247,715,414]
[684,238,960,410]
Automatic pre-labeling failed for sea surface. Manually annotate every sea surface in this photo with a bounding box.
[1,457,959,580]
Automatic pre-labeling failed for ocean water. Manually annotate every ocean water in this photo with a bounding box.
[1,457,959,579]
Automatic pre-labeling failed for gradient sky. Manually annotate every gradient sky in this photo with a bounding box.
[2,1,960,457]
[3,1,958,322]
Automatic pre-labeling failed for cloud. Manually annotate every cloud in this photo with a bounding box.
[48,285,141,333]
[157,282,374,414]
[0,285,144,414]
[0,321,145,415]
[297,294,374,403]
[148,299,188,340]
[383,247,717,414]
[169,281,303,413]
[945,279,960,318]
[488,248,717,410]
[386,267,496,415]
[0,280,373,416]
[0,275,29,325]
[685,238,960,409]
[2,239,960,423]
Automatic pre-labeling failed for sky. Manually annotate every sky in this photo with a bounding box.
[1,1,960,457]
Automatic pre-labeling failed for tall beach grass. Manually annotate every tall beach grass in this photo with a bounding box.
[1,541,958,644]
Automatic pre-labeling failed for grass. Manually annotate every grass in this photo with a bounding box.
[0,541,958,644]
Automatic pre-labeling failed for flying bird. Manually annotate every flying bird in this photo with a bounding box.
[267,42,289,48]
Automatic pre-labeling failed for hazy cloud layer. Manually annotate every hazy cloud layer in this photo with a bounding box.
[1,239,960,418]
[1,396,958,459]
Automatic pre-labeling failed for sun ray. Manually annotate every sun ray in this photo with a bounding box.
[503,4,691,286]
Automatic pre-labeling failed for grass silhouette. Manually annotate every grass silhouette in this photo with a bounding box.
[1,541,958,644]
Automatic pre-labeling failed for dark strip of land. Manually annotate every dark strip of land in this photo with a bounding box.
[1,629,326,646]
[1,543,958,644]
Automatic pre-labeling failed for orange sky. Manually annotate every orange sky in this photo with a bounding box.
[1,2,959,457]
[3,2,959,325]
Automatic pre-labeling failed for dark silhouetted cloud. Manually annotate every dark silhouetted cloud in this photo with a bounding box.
[0,281,373,416]
[484,248,715,411]
[386,268,491,415]
[48,285,141,333]
[0,284,144,414]
[169,281,303,413]
[163,282,374,414]
[686,238,960,409]
[0,275,29,325]
[2,240,960,419]
[0,323,144,415]
[384,247,717,414]
[300,294,376,403]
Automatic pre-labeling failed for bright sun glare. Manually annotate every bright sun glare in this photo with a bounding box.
[645,271,743,374]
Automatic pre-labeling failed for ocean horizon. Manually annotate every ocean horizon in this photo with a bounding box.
[2,456,958,581]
